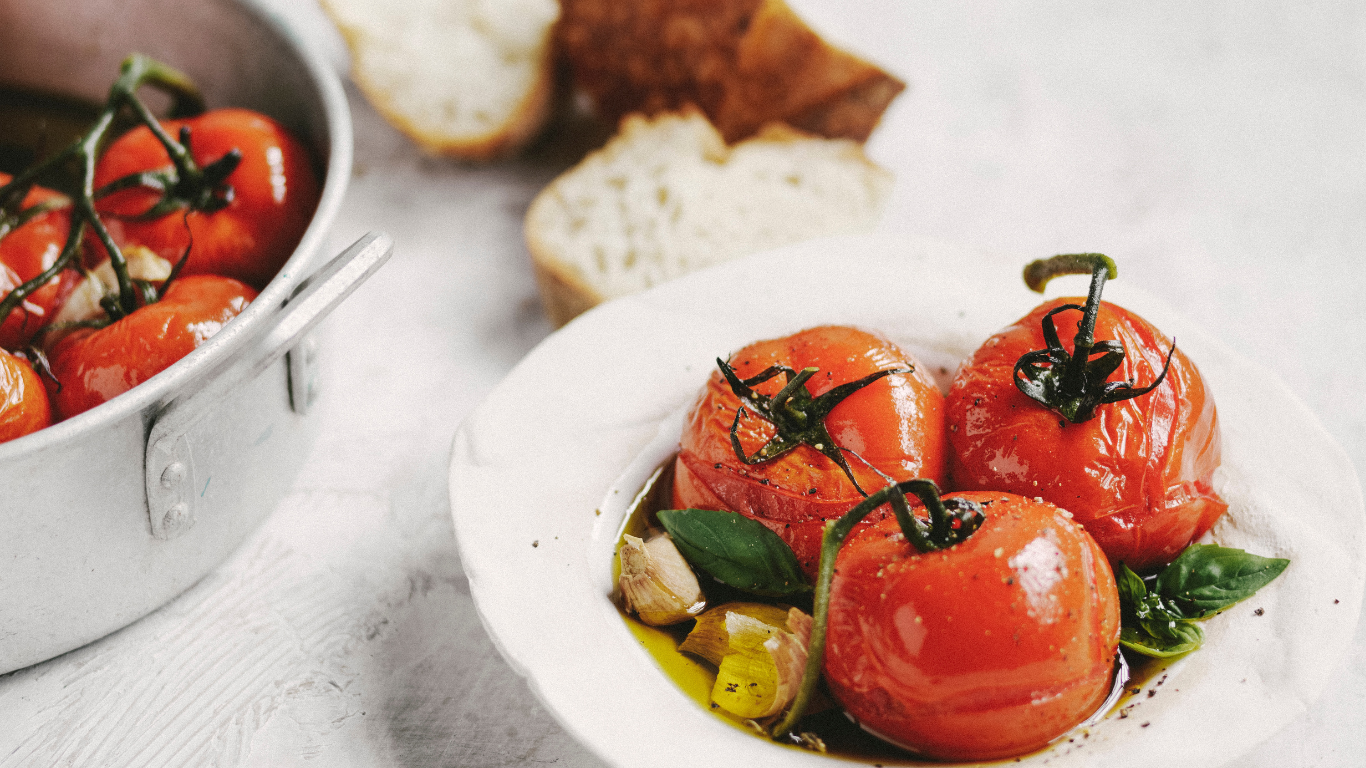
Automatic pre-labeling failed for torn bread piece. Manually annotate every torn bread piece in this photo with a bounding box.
[525,109,892,326]
[321,0,559,160]
[556,0,904,143]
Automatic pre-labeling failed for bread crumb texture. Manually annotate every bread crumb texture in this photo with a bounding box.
[322,0,559,160]
[557,0,904,143]
[525,110,892,325]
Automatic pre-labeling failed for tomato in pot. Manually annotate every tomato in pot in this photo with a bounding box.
[0,174,79,350]
[0,348,51,441]
[46,274,256,419]
[673,325,946,575]
[822,489,1120,761]
[945,255,1225,572]
[93,107,320,290]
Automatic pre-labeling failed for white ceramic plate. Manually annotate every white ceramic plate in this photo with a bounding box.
[449,233,1365,768]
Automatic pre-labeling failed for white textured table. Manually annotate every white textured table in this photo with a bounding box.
[1,1,1362,766]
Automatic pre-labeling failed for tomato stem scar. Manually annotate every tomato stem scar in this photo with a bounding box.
[1013,254,1176,423]
[718,358,905,496]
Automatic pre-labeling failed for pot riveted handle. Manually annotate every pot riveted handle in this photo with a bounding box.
[145,231,394,540]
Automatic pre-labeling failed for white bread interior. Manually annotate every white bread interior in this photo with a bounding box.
[525,109,893,326]
[321,0,559,160]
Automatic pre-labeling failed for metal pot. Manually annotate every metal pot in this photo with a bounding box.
[0,0,390,673]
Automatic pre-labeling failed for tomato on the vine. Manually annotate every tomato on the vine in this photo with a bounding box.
[46,275,256,419]
[0,349,52,442]
[823,490,1120,761]
[945,255,1225,572]
[0,174,79,350]
[93,107,320,289]
[672,325,946,576]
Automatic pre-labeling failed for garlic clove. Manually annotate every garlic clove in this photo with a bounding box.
[619,533,705,626]
[709,607,812,720]
[679,602,792,666]
[54,246,173,326]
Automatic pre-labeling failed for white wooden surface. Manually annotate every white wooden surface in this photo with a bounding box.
[1,1,1363,766]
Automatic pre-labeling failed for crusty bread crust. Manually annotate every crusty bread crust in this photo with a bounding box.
[556,0,904,144]
[525,109,892,326]
[530,251,606,329]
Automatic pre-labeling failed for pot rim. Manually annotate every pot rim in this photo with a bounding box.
[0,0,353,461]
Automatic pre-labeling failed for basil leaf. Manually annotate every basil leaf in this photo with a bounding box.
[1116,563,1149,605]
[656,508,811,597]
[1139,612,1205,647]
[1120,625,1202,658]
[1155,544,1290,618]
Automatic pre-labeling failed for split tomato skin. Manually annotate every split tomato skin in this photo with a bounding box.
[0,175,78,350]
[46,275,256,419]
[93,108,320,289]
[946,298,1225,572]
[823,491,1120,762]
[0,349,52,442]
[672,325,946,574]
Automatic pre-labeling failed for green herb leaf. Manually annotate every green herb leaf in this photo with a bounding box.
[1155,544,1291,618]
[1115,563,1149,605]
[1138,612,1204,646]
[1117,543,1290,659]
[656,508,811,597]
[1119,625,1202,658]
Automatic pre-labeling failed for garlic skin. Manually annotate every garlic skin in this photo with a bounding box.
[619,533,705,626]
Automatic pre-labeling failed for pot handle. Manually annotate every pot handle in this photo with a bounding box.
[145,231,394,540]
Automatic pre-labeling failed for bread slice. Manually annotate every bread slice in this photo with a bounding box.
[556,0,904,144]
[525,109,892,326]
[321,0,559,161]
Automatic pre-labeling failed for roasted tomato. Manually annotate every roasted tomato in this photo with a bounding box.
[823,490,1120,762]
[945,255,1225,571]
[46,275,256,419]
[673,325,946,576]
[93,107,320,289]
[0,349,52,442]
[0,175,79,350]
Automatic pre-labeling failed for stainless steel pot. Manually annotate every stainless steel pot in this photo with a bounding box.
[0,0,390,673]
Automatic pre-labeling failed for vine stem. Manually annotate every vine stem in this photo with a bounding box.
[0,54,206,323]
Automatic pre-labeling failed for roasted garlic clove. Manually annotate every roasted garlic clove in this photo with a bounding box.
[709,607,812,719]
[679,602,793,666]
[619,533,705,626]
[55,246,173,325]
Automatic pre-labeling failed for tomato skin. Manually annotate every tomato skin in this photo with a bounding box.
[945,299,1225,572]
[46,275,256,419]
[824,491,1120,762]
[93,108,320,289]
[672,326,946,573]
[0,175,78,350]
[0,349,52,442]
